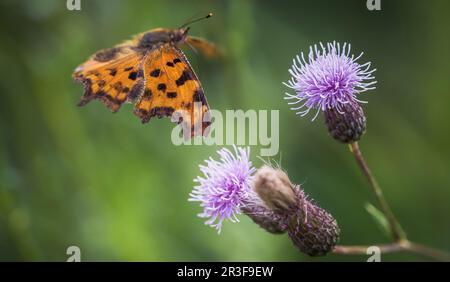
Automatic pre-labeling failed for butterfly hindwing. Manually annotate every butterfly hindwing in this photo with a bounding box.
[134,44,211,136]
[73,43,145,112]
[185,36,221,58]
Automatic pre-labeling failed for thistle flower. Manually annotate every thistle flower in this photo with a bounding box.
[284,41,376,121]
[189,146,257,233]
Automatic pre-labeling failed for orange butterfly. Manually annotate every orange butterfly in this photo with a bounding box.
[72,14,218,137]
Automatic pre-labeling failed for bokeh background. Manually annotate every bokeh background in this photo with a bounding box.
[1,0,449,261]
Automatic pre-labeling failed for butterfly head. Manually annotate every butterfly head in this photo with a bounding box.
[174,13,212,43]
[171,27,190,44]
[138,28,189,48]
[138,13,212,49]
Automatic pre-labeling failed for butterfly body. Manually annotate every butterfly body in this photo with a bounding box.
[136,28,188,49]
[73,25,218,137]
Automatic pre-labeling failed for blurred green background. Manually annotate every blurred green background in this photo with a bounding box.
[0,0,449,261]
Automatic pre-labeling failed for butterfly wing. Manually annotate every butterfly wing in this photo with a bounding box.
[72,42,145,112]
[185,36,222,58]
[134,44,211,137]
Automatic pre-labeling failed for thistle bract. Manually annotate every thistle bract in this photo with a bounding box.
[246,165,340,256]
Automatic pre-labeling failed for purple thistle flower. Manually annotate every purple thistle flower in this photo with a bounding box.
[189,146,257,233]
[284,41,377,120]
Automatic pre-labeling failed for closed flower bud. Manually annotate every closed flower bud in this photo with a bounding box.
[252,165,297,211]
[242,204,288,234]
[244,165,340,256]
[287,187,340,256]
[324,101,366,143]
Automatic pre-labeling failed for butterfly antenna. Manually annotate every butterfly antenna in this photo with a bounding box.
[180,13,213,28]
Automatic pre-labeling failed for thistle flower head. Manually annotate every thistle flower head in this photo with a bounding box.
[189,146,257,233]
[284,41,376,120]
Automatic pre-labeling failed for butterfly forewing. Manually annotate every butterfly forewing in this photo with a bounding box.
[134,44,211,136]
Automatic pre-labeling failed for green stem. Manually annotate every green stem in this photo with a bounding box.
[336,141,450,261]
[402,240,450,261]
[333,240,450,261]
[349,142,406,241]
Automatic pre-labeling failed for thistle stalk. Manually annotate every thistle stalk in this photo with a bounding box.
[334,240,450,261]
[344,142,450,261]
[348,142,406,241]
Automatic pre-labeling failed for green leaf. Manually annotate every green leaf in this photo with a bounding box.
[365,203,391,239]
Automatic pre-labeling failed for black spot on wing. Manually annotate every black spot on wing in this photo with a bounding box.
[150,69,161,77]
[113,82,123,92]
[97,91,124,113]
[193,89,207,105]
[151,107,175,119]
[128,72,137,80]
[98,80,106,88]
[166,62,174,67]
[173,58,182,64]
[176,70,193,86]
[157,83,167,92]
[94,47,121,62]
[167,92,177,98]
[109,69,117,76]
[135,106,175,123]
[128,80,144,101]
[143,89,153,99]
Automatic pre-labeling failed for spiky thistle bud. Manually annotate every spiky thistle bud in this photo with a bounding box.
[287,187,340,256]
[324,101,366,143]
[241,204,288,234]
[244,165,340,256]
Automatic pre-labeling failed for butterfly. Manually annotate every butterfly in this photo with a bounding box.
[72,14,218,137]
